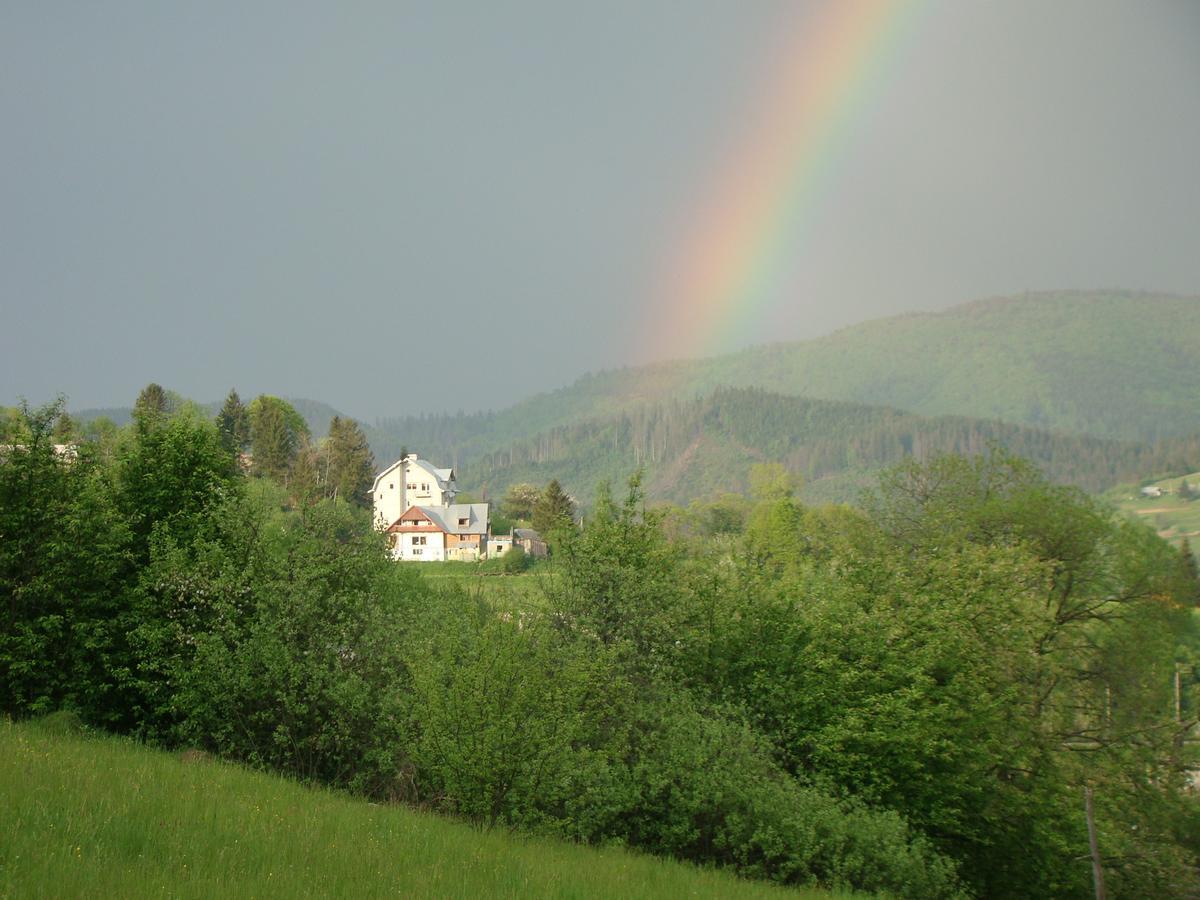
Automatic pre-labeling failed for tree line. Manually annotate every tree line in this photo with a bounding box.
[369,387,1200,507]
[2,393,1198,896]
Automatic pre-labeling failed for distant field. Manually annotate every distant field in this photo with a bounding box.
[409,560,555,608]
[0,718,829,899]
[1110,471,1200,554]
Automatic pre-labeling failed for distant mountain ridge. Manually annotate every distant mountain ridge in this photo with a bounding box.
[68,291,1200,504]
[390,386,1200,506]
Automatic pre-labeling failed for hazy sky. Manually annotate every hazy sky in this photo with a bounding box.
[3,1,1199,419]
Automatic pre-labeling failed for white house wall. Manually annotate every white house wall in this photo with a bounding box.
[398,531,445,561]
[373,462,407,531]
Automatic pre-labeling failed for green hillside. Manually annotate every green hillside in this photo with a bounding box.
[393,387,1200,507]
[1111,471,1200,555]
[0,717,818,900]
[372,291,1200,471]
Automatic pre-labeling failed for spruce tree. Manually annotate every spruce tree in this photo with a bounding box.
[532,479,574,537]
[249,396,301,481]
[325,416,375,506]
[132,383,170,431]
[215,389,251,455]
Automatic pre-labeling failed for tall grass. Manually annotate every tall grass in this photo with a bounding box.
[0,719,831,899]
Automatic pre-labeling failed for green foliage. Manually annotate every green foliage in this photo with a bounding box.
[2,719,817,900]
[5,393,1197,898]
[500,544,531,573]
[0,399,133,722]
[500,482,540,521]
[532,478,574,538]
[133,382,172,424]
[323,415,375,507]
[114,404,240,559]
[215,388,251,454]
[248,395,310,481]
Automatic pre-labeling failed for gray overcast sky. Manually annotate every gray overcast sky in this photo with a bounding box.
[3,1,1199,419]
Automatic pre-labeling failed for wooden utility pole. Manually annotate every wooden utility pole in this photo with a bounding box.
[1084,785,1107,900]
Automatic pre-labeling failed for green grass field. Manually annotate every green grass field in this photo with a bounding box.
[1110,471,1200,555]
[0,718,828,899]
[410,560,556,609]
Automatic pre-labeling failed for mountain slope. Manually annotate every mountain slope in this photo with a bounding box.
[371,291,1200,473]
[699,290,1200,441]
[441,387,1200,506]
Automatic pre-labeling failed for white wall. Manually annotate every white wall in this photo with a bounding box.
[397,530,445,562]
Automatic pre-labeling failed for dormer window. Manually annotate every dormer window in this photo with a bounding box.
[458,517,469,527]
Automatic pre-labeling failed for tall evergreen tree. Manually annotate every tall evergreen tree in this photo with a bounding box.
[215,389,251,455]
[248,396,309,482]
[532,479,574,537]
[51,409,77,444]
[325,416,375,506]
[133,383,170,431]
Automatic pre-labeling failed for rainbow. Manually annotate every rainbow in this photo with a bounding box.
[642,0,924,365]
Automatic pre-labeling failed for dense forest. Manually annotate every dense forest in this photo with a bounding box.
[375,386,1200,506]
[3,393,1198,897]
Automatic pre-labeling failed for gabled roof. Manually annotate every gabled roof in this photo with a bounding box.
[371,458,406,494]
[386,503,489,535]
[424,503,489,536]
[409,458,454,490]
[385,505,442,532]
[371,455,456,494]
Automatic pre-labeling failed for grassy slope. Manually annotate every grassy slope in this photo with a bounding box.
[0,719,827,900]
[1110,470,1200,554]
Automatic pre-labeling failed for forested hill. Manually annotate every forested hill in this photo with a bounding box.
[372,290,1200,456]
[409,386,1200,506]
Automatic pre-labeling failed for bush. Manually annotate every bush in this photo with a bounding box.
[500,545,530,573]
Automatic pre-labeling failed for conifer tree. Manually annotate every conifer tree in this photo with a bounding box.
[249,396,307,481]
[325,416,375,506]
[133,383,170,431]
[215,389,251,455]
[532,479,574,537]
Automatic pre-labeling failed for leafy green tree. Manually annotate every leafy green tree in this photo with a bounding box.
[0,399,132,722]
[114,404,240,560]
[532,479,574,538]
[215,389,251,455]
[248,395,309,481]
[743,463,806,575]
[549,476,686,671]
[500,483,540,521]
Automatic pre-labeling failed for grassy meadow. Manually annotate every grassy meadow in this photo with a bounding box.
[1111,470,1200,554]
[409,560,555,609]
[0,718,829,900]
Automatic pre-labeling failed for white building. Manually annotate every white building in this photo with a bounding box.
[386,503,490,561]
[371,453,457,532]
[372,453,492,561]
